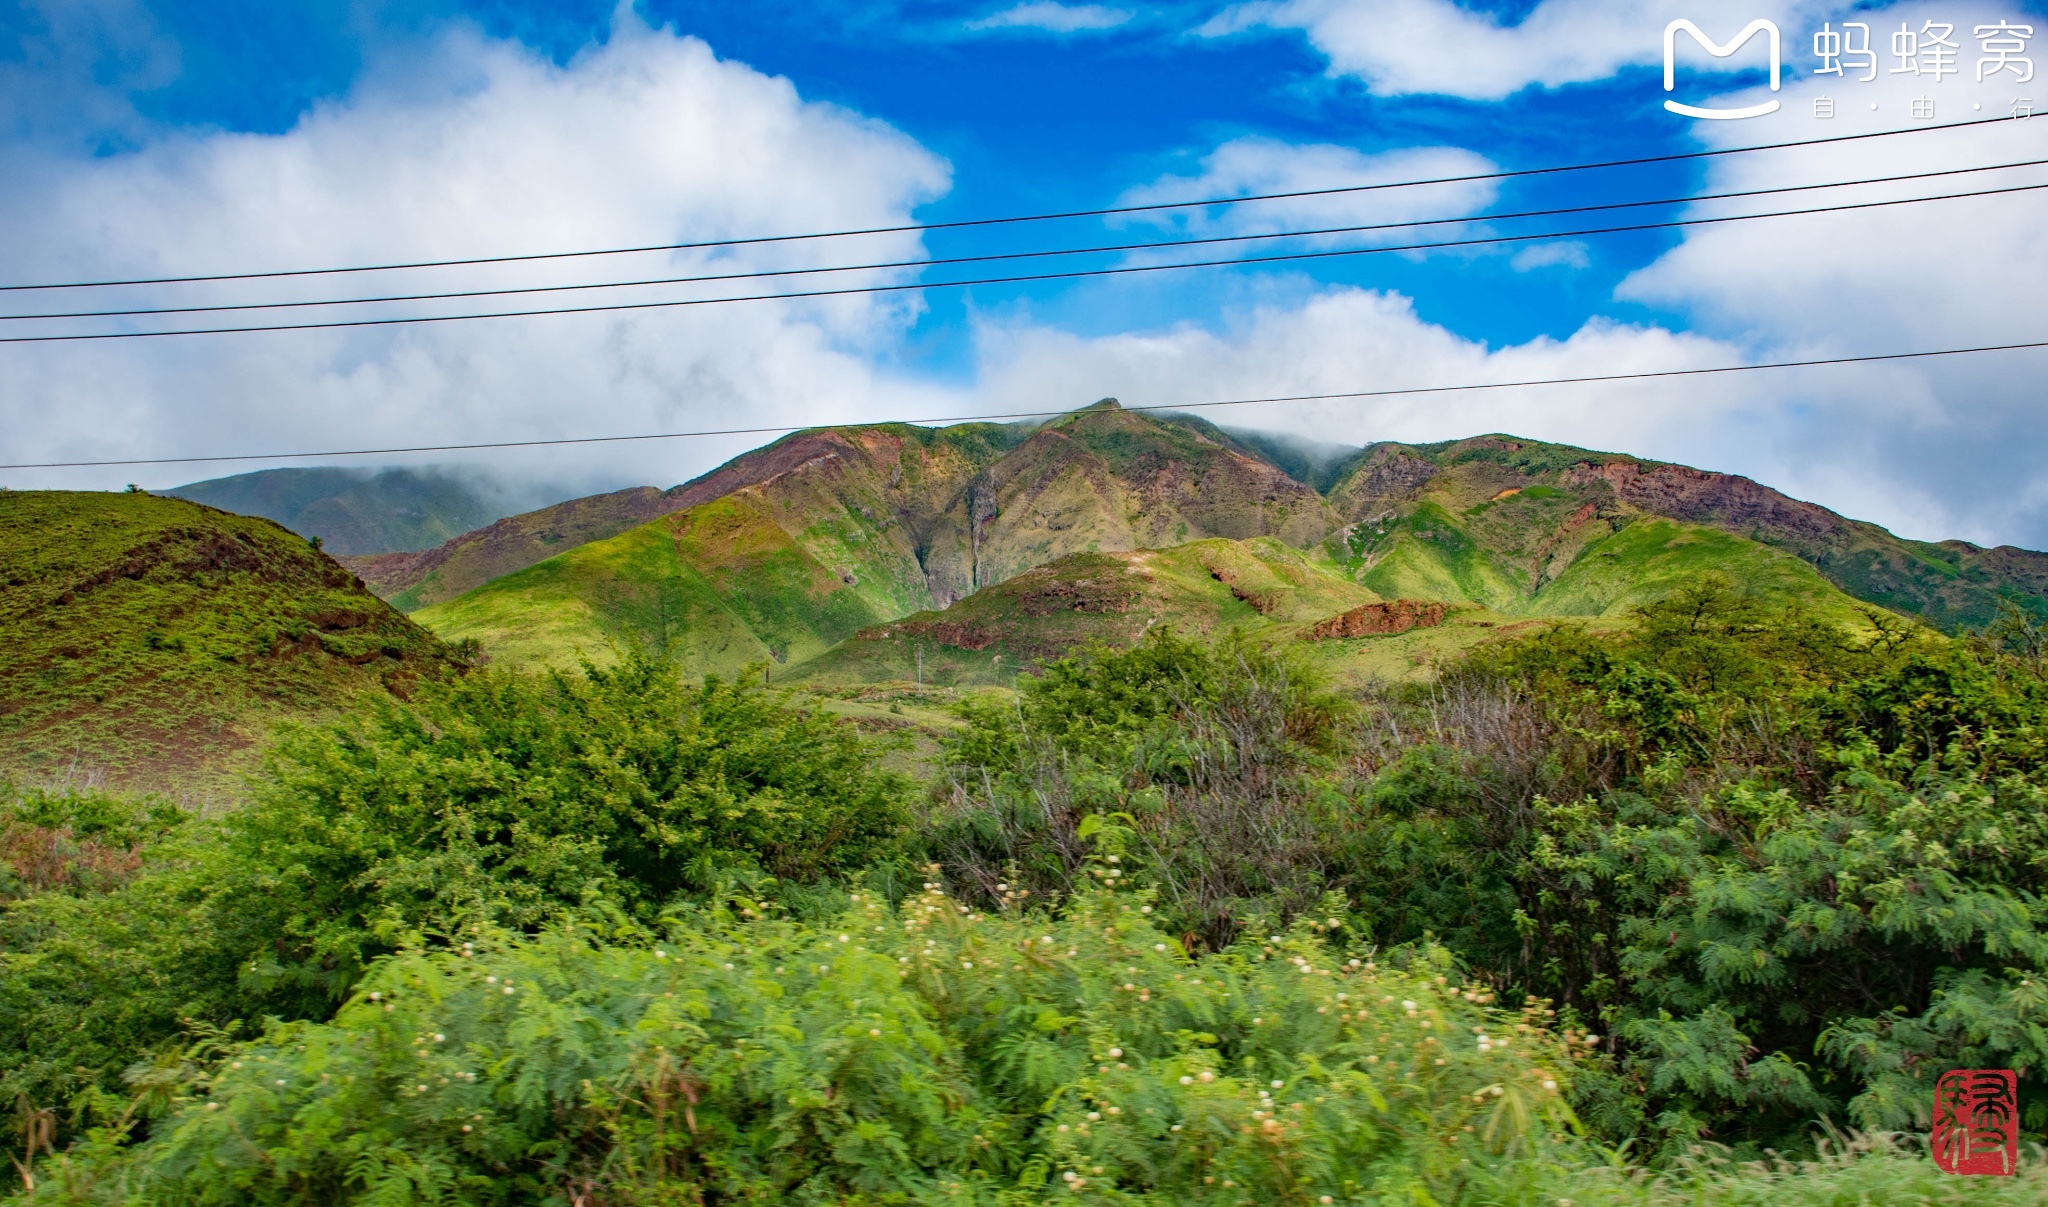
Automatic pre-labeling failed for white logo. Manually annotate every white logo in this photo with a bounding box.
[1665,19,1783,119]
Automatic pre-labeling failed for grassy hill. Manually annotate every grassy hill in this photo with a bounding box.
[916,401,1338,600]
[164,465,554,556]
[1327,435,2048,629]
[789,514,1874,688]
[0,490,457,794]
[412,492,926,676]
[341,486,695,611]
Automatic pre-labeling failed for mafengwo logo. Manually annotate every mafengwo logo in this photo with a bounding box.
[1664,18,1783,119]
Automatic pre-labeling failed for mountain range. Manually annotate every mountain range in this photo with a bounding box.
[322,400,2047,682]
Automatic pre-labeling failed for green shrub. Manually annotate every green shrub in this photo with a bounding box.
[0,653,913,1168]
[930,631,1356,948]
[233,649,914,1000]
[932,591,2048,1154]
[14,873,1594,1205]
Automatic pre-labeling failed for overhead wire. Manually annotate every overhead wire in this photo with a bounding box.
[6,337,2043,471]
[0,112,2032,294]
[4,178,2042,344]
[6,155,2044,324]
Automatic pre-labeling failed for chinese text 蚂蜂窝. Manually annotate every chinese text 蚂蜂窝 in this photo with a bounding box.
[1814,20,2033,83]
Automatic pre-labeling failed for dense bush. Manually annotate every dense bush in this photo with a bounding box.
[930,588,2048,1153]
[931,630,1360,948]
[17,877,2046,1205]
[6,872,1635,1204]
[0,653,912,1166]
[235,649,912,999]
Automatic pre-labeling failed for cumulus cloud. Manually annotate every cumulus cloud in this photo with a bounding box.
[1147,1,2048,546]
[0,12,959,495]
[1203,0,1832,99]
[1615,0,2048,544]
[966,3,1134,34]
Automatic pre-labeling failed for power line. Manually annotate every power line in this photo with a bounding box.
[11,155,2043,324]
[6,337,2043,472]
[1,113,2031,294]
[4,179,2041,345]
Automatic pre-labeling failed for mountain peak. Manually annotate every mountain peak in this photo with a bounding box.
[1082,397,1122,411]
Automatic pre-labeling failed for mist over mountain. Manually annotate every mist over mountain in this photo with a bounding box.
[163,466,610,556]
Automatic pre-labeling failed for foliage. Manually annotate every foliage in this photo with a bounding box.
[0,654,911,1165]
[1366,584,2048,1148]
[934,583,2048,1154]
[14,570,2048,1197]
[18,876,2045,1205]
[931,630,1361,947]
[14,871,1602,1205]
[0,788,187,902]
[240,647,912,986]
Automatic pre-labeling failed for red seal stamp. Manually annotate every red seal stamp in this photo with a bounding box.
[1932,1069,2018,1176]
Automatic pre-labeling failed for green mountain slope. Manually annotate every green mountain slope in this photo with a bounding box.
[411,408,1340,674]
[790,515,1877,688]
[347,421,1029,612]
[414,494,913,676]
[164,466,551,555]
[1326,435,2048,629]
[918,401,1339,599]
[341,486,693,611]
[792,537,1382,687]
[411,421,1027,673]
[0,491,457,793]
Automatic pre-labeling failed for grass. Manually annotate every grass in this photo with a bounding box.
[0,490,453,796]
[1359,503,1525,610]
[1528,518,1873,622]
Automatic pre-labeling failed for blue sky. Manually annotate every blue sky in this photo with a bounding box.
[3,0,2047,546]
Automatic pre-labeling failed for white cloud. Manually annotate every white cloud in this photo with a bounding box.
[1615,0,2048,544]
[1171,0,2048,545]
[1115,137,1500,256]
[1511,241,1590,271]
[1204,0,1831,99]
[967,2,1134,33]
[0,13,960,496]
[971,287,1762,464]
